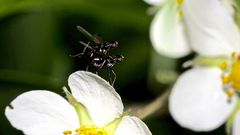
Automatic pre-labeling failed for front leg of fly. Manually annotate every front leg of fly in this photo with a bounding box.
[92,57,104,69]
[81,42,91,55]
[108,68,116,86]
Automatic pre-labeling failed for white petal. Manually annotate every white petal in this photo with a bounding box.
[143,0,166,5]
[115,116,152,135]
[221,0,235,16]
[5,90,79,135]
[182,0,240,56]
[150,3,191,58]
[169,68,237,131]
[68,71,123,126]
[233,110,240,135]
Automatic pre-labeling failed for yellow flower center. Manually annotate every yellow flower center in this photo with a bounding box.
[220,52,240,99]
[63,125,108,135]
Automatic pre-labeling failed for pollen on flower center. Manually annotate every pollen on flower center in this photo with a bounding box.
[220,52,240,98]
[63,125,108,135]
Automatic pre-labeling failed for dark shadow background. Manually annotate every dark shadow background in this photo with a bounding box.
[0,0,227,134]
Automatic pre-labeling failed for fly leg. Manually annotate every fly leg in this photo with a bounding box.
[70,42,91,58]
[108,68,116,86]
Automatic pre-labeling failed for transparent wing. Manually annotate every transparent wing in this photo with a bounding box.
[77,26,102,44]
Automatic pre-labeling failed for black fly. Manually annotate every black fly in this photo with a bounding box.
[72,26,124,86]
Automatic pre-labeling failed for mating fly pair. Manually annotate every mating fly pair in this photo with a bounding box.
[72,26,124,86]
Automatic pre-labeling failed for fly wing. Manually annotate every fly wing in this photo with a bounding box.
[77,26,102,44]
[93,33,104,43]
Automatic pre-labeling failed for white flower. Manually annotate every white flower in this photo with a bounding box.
[169,0,240,133]
[5,71,152,135]
[143,0,166,5]
[221,0,235,16]
[144,0,191,58]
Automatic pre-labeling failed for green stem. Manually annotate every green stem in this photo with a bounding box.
[193,56,229,67]
[127,89,170,120]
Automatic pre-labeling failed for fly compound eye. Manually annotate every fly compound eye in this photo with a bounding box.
[117,55,124,62]
[113,41,118,48]
[107,41,118,49]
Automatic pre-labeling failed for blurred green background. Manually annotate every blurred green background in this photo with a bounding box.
[0,0,228,134]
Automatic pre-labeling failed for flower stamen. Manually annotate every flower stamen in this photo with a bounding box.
[221,75,230,84]
[226,89,234,98]
[176,0,184,17]
[220,52,240,98]
[176,0,184,5]
[231,52,236,58]
[64,125,108,135]
[63,130,72,135]
[178,10,184,17]
[220,62,228,70]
